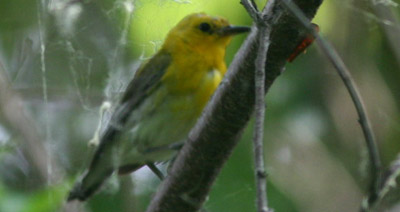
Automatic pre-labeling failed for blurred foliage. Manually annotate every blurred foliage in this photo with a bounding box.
[0,181,68,212]
[0,0,400,211]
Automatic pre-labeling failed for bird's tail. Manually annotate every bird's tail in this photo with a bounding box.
[67,163,144,201]
[67,123,143,201]
[67,164,113,202]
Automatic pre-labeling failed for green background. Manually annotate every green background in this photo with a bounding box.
[0,0,399,211]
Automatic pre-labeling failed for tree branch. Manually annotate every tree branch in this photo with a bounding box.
[145,1,323,211]
[281,1,382,210]
[241,0,281,211]
[0,60,78,212]
[240,0,260,22]
[252,25,272,212]
[361,153,400,211]
[0,61,53,182]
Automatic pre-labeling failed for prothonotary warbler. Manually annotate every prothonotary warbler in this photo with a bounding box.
[68,13,250,201]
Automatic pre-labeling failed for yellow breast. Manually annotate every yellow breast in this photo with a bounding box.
[161,46,226,116]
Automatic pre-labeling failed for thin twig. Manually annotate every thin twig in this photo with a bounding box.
[253,25,272,212]
[242,1,278,211]
[244,1,277,211]
[0,60,80,212]
[378,154,400,201]
[0,61,51,182]
[240,0,260,22]
[361,153,400,211]
[281,0,382,210]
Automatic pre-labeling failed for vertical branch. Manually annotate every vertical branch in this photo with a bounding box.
[253,26,271,212]
[281,0,382,210]
[241,0,278,211]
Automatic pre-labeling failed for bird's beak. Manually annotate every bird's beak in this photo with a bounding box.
[218,25,251,36]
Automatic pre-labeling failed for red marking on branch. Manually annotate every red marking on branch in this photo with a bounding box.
[287,23,319,62]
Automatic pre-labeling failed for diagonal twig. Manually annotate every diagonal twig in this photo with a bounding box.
[281,0,382,210]
[0,60,80,212]
[0,61,52,182]
[375,154,400,205]
[240,0,260,22]
[359,153,400,210]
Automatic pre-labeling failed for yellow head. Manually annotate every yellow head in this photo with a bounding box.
[162,13,250,53]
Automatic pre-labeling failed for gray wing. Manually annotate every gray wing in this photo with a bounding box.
[67,51,171,201]
[94,50,172,163]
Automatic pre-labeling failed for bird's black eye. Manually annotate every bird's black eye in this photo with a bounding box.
[198,22,211,32]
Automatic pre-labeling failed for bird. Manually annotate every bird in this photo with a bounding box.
[67,13,250,201]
